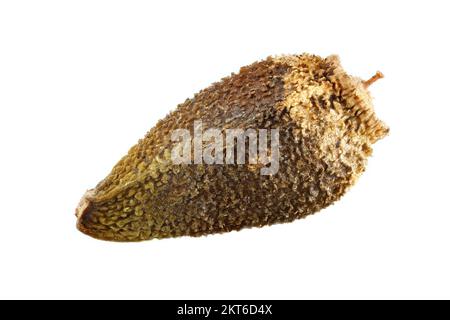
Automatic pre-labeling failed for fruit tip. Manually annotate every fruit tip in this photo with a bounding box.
[75,189,95,219]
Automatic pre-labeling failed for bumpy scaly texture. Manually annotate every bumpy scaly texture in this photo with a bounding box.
[76,54,389,242]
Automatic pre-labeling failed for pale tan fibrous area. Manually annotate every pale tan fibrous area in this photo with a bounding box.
[76,54,389,242]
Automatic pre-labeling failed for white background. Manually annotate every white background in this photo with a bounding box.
[0,0,449,300]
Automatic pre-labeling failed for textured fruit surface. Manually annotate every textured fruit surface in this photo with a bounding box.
[76,54,389,242]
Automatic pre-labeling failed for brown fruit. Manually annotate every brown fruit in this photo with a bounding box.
[76,54,388,242]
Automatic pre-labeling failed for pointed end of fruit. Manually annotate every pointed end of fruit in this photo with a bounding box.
[75,190,98,239]
[75,189,95,219]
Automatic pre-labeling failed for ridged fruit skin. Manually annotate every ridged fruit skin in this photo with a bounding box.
[76,54,389,242]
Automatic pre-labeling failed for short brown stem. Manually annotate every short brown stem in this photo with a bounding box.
[363,71,384,88]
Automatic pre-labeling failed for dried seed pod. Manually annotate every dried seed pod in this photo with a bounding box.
[76,54,389,242]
